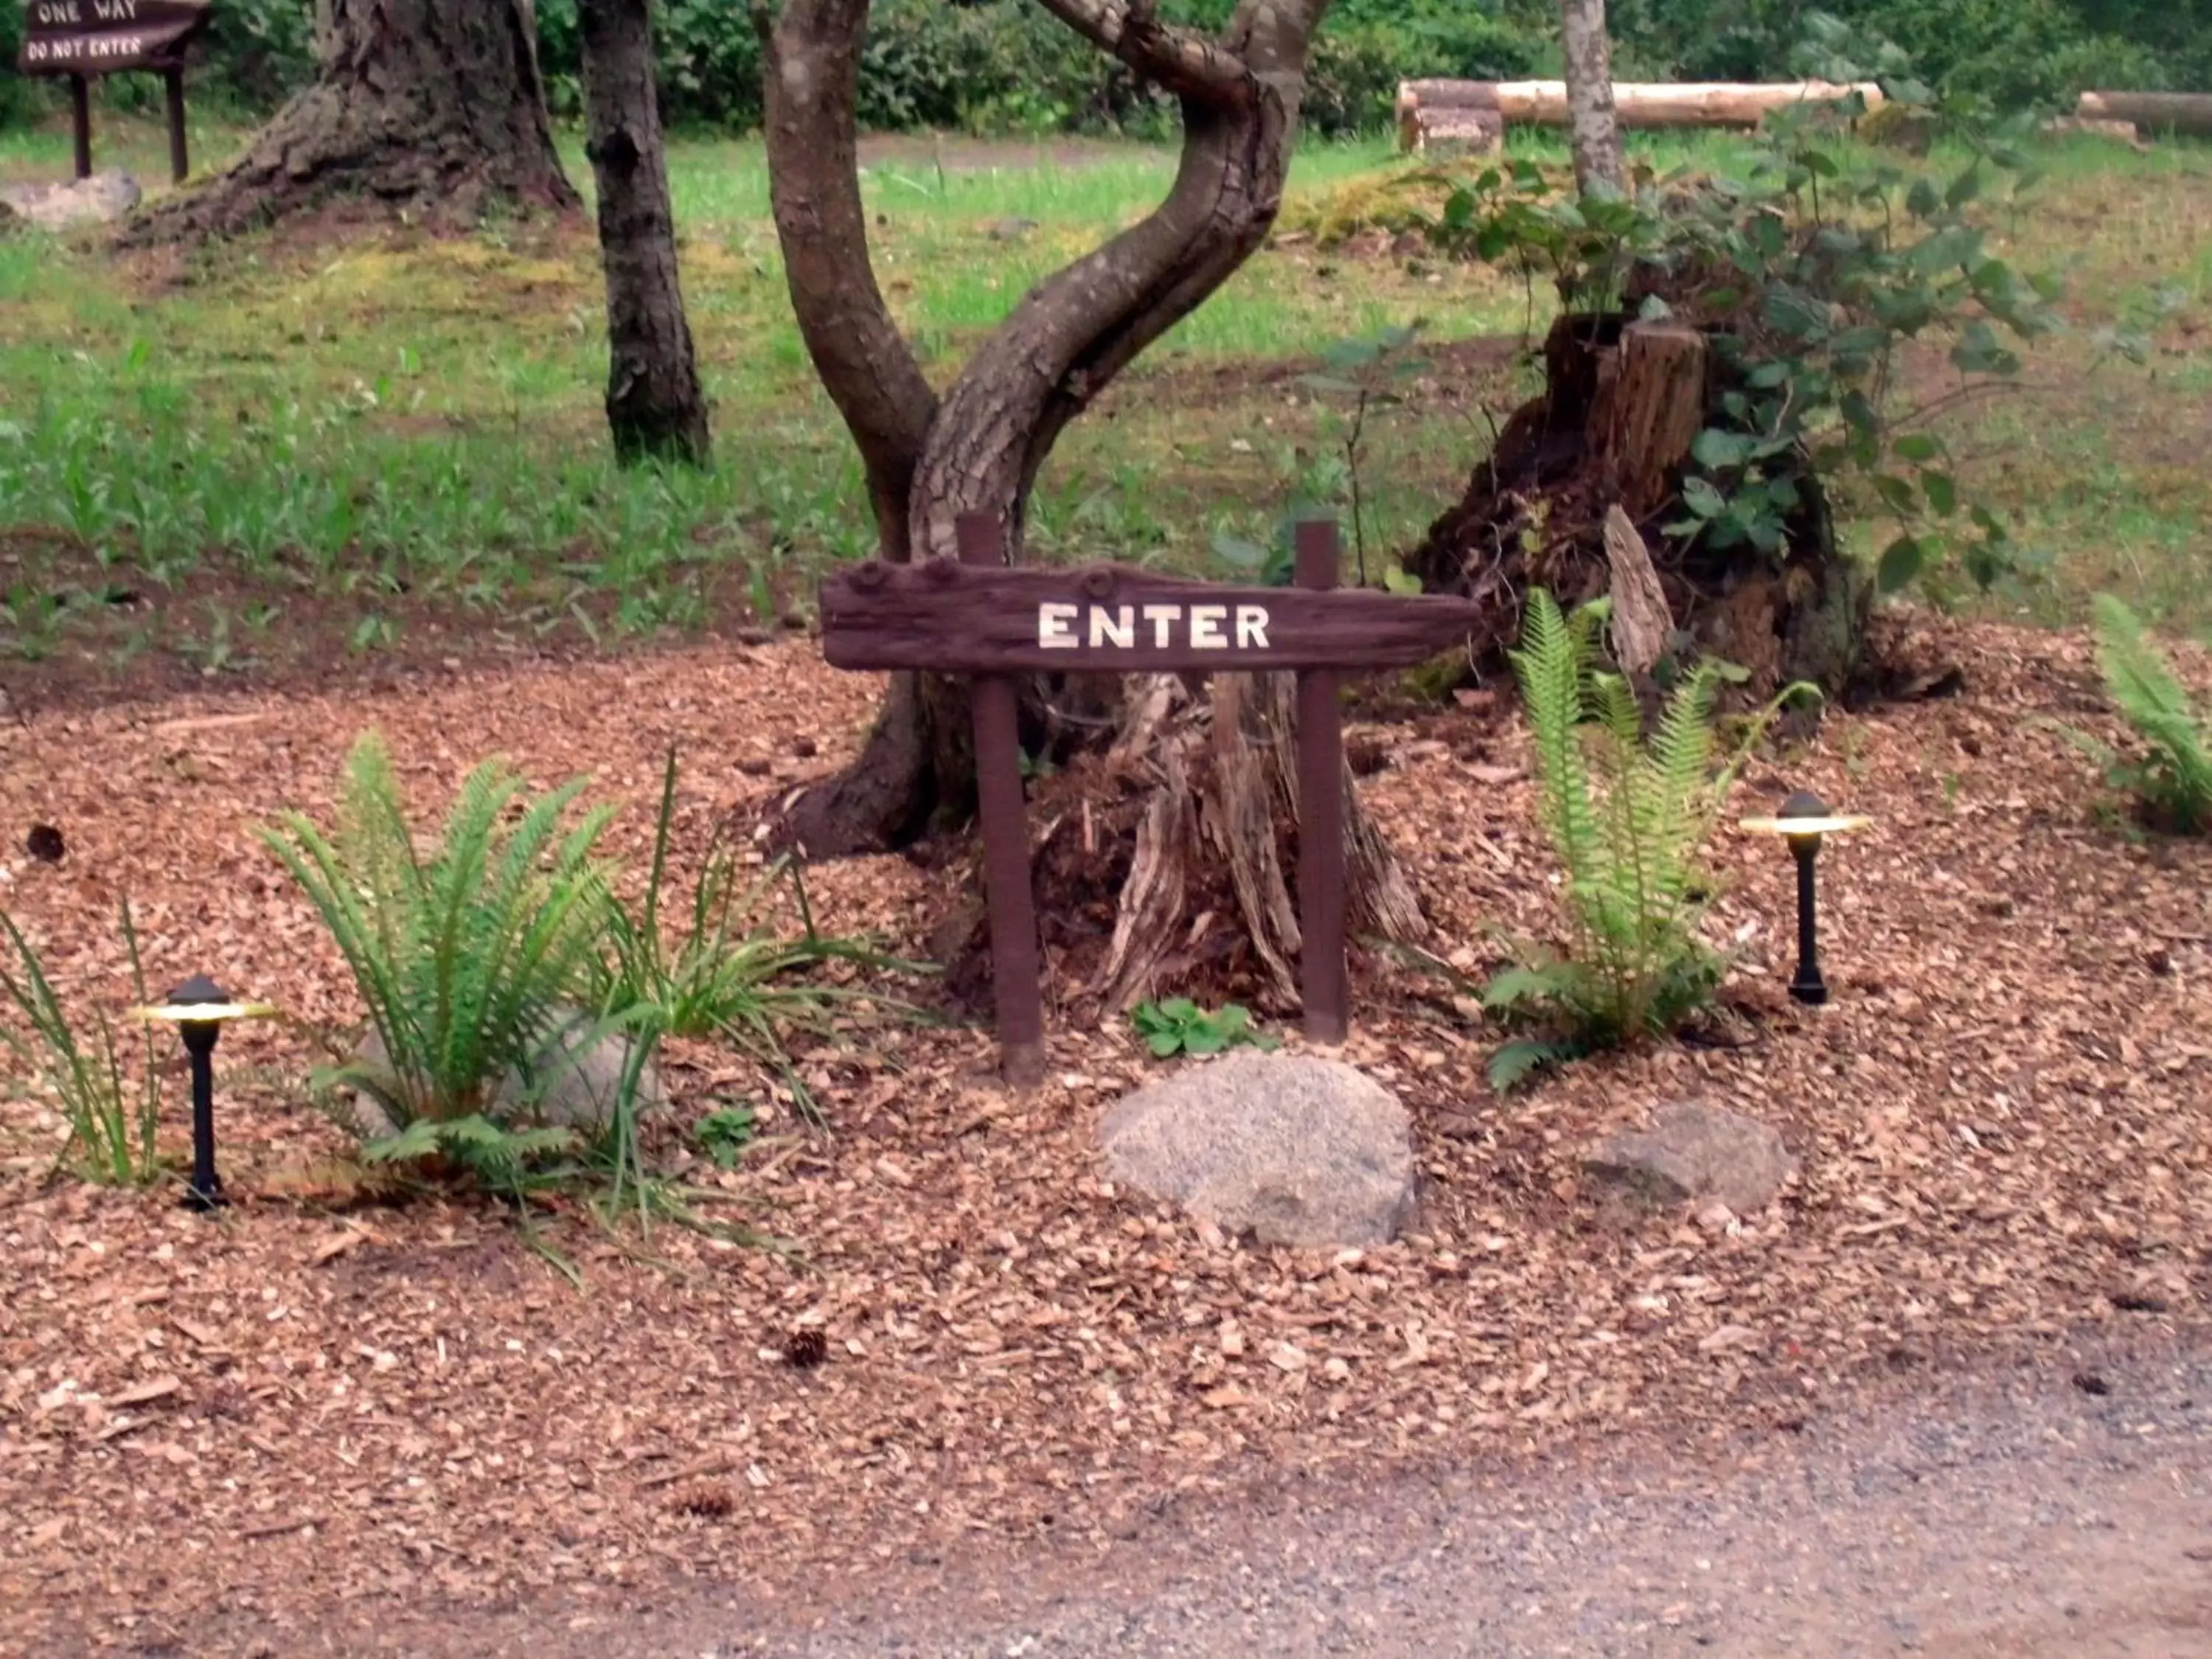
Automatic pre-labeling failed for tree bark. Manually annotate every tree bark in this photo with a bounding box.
[578,0,712,467]
[1559,0,1625,195]
[125,0,577,245]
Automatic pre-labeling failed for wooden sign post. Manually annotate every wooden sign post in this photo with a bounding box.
[819,516,1481,1086]
[18,1,213,184]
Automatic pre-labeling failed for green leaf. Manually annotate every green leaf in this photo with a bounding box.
[1871,472,1919,516]
[1146,1030,1183,1058]
[1920,470,1957,515]
[1944,164,1982,209]
[1905,177,1941,220]
[1893,433,1941,463]
[1382,567,1423,596]
[1691,428,1754,469]
[1680,476,1728,520]
[1877,535,1925,594]
[1486,1039,1571,1093]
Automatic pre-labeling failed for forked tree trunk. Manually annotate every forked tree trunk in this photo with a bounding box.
[1559,0,1626,195]
[125,0,577,244]
[761,0,1332,860]
[578,0,712,466]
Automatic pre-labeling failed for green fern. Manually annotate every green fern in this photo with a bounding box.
[1486,590,1810,1088]
[2085,594,2212,834]
[260,729,621,1130]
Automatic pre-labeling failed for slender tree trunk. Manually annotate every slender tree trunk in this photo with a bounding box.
[126,0,577,245]
[578,0,712,466]
[1559,0,1625,195]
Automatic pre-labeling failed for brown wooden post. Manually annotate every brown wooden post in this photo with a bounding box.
[956,513,1048,1089]
[164,67,189,184]
[69,77,92,181]
[1294,519,1349,1044]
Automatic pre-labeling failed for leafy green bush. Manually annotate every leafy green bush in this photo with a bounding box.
[2069,595,2212,834]
[0,901,163,1186]
[259,729,622,1136]
[1417,80,2082,599]
[1483,591,1809,1089]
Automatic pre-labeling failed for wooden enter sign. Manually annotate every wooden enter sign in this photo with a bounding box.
[17,0,213,183]
[818,516,1482,1086]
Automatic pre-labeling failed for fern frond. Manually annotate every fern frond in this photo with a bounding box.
[2090,594,2212,831]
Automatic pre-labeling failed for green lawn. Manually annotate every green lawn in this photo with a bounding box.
[1,111,2208,691]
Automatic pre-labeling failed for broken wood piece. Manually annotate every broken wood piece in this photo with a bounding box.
[1602,507,1674,677]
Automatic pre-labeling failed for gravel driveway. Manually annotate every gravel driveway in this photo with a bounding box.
[251,1326,2212,1659]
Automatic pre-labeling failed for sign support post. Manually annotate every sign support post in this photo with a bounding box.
[164,66,189,183]
[69,74,91,180]
[956,513,1048,1090]
[1293,521,1349,1043]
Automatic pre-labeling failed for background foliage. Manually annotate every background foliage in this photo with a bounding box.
[11,0,2200,139]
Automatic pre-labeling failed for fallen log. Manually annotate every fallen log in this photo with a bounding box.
[2076,91,2212,138]
[1395,79,1884,148]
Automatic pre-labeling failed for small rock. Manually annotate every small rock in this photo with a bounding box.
[0,171,142,232]
[1099,1051,1418,1249]
[987,217,1040,241]
[344,1005,665,1140]
[1582,1101,1798,1215]
[24,824,63,863]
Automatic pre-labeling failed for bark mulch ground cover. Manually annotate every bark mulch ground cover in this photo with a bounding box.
[0,611,2206,1657]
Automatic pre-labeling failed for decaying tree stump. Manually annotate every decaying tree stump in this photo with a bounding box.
[1408,309,1870,700]
[936,670,1427,1021]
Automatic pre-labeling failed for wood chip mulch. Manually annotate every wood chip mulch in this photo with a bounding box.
[0,613,2206,1656]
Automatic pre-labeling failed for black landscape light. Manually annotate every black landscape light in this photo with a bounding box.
[134,976,275,1212]
[1739,791,1870,1006]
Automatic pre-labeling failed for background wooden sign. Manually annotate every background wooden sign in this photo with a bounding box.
[18,0,211,184]
[20,0,209,75]
[819,517,1479,1087]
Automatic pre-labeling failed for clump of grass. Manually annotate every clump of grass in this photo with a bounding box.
[0,900,164,1186]
[597,745,932,1130]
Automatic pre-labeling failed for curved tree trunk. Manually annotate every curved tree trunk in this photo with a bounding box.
[763,0,1324,860]
[579,0,712,467]
[125,0,577,245]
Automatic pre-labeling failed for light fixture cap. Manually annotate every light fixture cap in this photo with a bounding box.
[1739,788,1871,838]
[133,974,276,1024]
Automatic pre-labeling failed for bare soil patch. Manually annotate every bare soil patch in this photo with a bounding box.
[0,612,2207,1656]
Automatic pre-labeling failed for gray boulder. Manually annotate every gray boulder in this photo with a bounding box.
[0,171,142,232]
[342,1006,665,1141]
[1581,1101,1798,1215]
[1100,1051,1418,1248]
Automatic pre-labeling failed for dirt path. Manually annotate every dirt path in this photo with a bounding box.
[223,1326,2211,1659]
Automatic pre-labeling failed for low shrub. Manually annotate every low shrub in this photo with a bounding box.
[1483,590,1812,1088]
[2067,595,2212,835]
[258,729,623,1145]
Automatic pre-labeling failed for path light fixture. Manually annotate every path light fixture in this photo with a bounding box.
[1739,791,1871,1006]
[133,975,276,1212]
